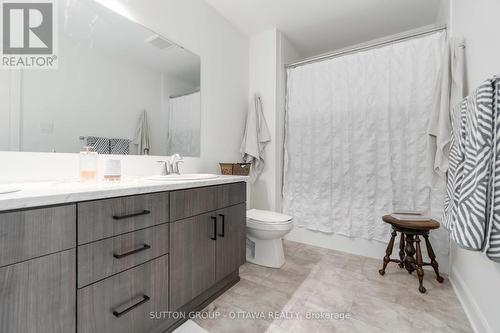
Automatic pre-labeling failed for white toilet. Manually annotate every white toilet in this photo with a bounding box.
[246,209,293,268]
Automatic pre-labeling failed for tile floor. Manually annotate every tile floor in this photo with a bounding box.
[193,240,472,333]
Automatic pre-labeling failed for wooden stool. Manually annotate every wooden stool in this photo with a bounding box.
[378,215,444,293]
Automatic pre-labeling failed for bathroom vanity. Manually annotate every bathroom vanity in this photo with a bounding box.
[0,177,247,333]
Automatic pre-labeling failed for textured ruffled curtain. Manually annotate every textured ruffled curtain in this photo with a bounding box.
[167,91,201,157]
[283,32,445,243]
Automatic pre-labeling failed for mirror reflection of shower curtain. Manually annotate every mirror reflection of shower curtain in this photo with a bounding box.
[283,31,448,254]
[167,91,201,157]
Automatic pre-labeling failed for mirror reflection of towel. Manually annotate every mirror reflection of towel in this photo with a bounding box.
[86,137,130,155]
[86,136,110,154]
[133,110,151,155]
[240,94,271,182]
[110,138,130,155]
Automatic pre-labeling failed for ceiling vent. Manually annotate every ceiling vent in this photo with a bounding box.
[144,35,172,50]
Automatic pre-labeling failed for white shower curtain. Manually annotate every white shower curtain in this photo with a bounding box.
[167,91,201,157]
[283,32,445,242]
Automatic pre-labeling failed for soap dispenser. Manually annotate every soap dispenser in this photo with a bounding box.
[79,146,98,181]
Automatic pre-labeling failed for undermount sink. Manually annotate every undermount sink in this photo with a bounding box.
[147,174,220,181]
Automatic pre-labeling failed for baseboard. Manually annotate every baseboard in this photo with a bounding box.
[450,267,493,333]
[285,227,450,273]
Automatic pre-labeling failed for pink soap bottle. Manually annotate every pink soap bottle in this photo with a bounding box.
[79,146,98,181]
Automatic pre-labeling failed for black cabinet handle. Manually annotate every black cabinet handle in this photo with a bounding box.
[218,214,225,237]
[113,210,151,220]
[113,244,151,259]
[210,216,217,240]
[112,295,150,318]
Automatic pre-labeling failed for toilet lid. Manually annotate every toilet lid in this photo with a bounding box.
[247,209,293,224]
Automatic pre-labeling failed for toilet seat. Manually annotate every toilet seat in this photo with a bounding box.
[247,209,292,224]
[246,209,293,232]
[247,219,292,231]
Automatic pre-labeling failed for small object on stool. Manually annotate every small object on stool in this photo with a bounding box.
[378,214,444,294]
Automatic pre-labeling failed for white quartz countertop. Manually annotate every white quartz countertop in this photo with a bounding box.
[0,176,248,211]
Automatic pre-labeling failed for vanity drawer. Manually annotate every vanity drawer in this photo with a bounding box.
[218,182,246,208]
[77,224,169,288]
[78,255,170,333]
[78,192,169,244]
[170,182,247,221]
[170,186,219,221]
[0,205,76,267]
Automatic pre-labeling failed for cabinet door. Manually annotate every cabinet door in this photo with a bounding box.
[0,249,76,333]
[216,203,246,282]
[169,213,217,311]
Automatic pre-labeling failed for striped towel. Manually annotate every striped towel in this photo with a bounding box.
[110,138,130,155]
[86,137,130,155]
[443,79,495,252]
[86,136,110,154]
[487,77,500,262]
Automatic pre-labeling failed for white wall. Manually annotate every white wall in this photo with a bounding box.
[0,72,10,151]
[247,29,278,210]
[436,0,450,25]
[247,29,303,212]
[0,71,21,152]
[0,0,248,182]
[450,1,500,332]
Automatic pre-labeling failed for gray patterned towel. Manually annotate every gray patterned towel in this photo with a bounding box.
[443,79,495,252]
[110,138,130,155]
[487,77,500,262]
[86,136,111,154]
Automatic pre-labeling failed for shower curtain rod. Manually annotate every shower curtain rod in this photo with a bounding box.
[286,25,447,69]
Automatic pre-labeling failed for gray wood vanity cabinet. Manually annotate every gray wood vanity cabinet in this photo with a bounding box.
[169,183,246,312]
[0,206,77,333]
[0,181,246,333]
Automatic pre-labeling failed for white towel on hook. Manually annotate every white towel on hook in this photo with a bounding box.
[133,110,151,155]
[427,37,466,177]
[240,94,271,182]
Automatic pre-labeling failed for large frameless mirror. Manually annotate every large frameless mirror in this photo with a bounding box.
[0,0,201,157]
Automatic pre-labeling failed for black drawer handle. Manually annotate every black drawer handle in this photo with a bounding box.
[113,210,151,220]
[113,244,151,259]
[210,216,217,241]
[218,214,225,237]
[112,295,150,318]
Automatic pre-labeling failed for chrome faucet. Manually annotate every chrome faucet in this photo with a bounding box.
[157,160,173,175]
[157,154,183,175]
[170,154,184,175]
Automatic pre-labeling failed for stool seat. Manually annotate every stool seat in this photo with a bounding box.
[379,214,444,294]
[382,215,440,231]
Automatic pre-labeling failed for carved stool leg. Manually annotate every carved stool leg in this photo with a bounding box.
[404,234,416,274]
[424,234,444,283]
[379,229,397,276]
[415,235,426,293]
[398,232,405,268]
